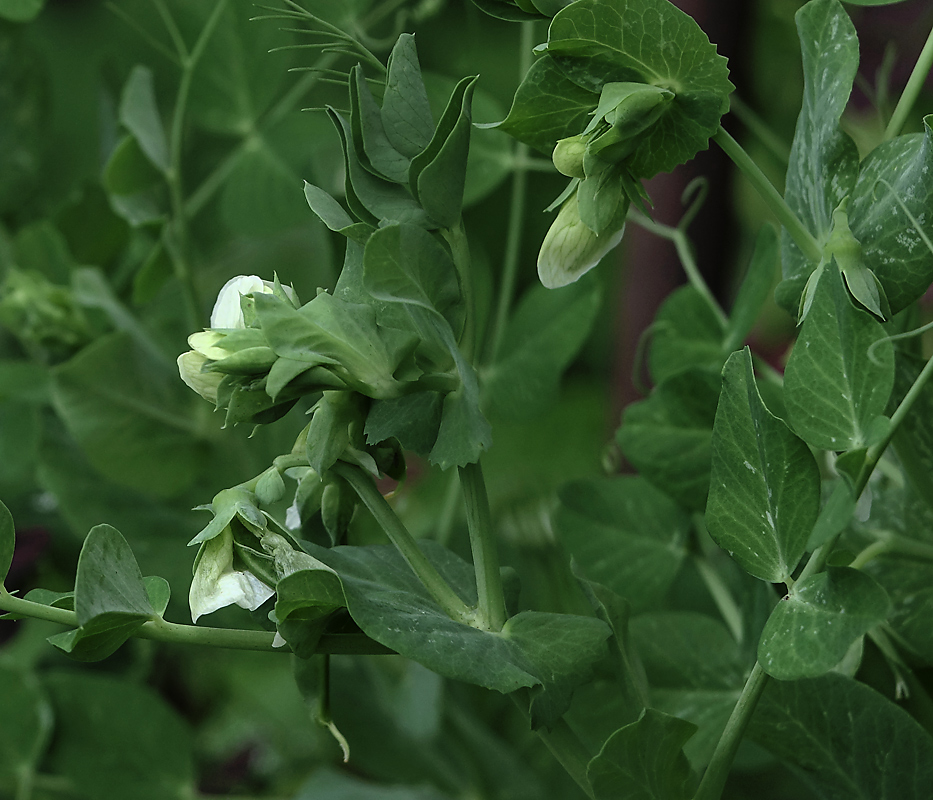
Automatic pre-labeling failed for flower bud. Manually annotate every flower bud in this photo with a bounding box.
[537,189,627,289]
[210,275,299,329]
[177,351,223,403]
[552,134,588,178]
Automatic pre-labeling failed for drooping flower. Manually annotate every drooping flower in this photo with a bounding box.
[189,525,274,623]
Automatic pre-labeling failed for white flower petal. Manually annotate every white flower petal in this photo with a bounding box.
[210,275,266,329]
[177,351,222,403]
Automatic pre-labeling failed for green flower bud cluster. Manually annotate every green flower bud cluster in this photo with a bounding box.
[177,274,421,427]
[0,269,98,362]
[539,83,673,289]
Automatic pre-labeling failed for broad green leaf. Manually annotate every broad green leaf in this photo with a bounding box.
[382,34,435,159]
[544,0,733,177]
[144,575,170,617]
[587,708,697,800]
[50,332,205,497]
[119,66,169,173]
[351,65,410,184]
[49,524,154,661]
[617,367,721,511]
[301,541,610,707]
[867,557,933,665]
[843,0,911,5]
[783,265,894,450]
[554,476,689,611]
[849,117,933,313]
[0,664,51,790]
[758,567,890,680]
[274,567,345,657]
[706,348,820,583]
[46,673,195,800]
[485,275,601,419]
[890,353,933,512]
[630,612,747,768]
[807,480,856,550]
[0,499,12,585]
[409,75,477,228]
[468,0,546,21]
[775,0,860,313]
[365,392,443,455]
[749,673,933,800]
[0,0,44,21]
[103,135,163,197]
[724,224,778,351]
[495,56,599,155]
[648,285,726,385]
[295,767,453,800]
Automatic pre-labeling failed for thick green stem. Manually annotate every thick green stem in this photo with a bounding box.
[458,461,507,631]
[0,587,392,654]
[713,127,822,264]
[510,694,596,800]
[885,22,933,140]
[334,462,476,624]
[728,95,791,165]
[692,662,770,800]
[693,555,743,644]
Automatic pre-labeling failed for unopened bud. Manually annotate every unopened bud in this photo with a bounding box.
[552,134,588,178]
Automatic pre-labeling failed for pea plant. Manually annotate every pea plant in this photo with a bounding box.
[2,0,933,797]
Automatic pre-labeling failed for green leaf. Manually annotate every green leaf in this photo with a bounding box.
[543,0,733,177]
[706,348,820,583]
[758,567,891,680]
[725,224,778,351]
[485,275,601,419]
[630,612,747,768]
[365,392,443,455]
[301,541,610,703]
[468,0,545,21]
[50,332,205,497]
[103,135,164,199]
[0,499,12,585]
[409,75,477,228]
[866,557,933,665]
[382,34,435,159]
[0,0,44,22]
[303,182,375,244]
[783,265,894,450]
[648,285,727,385]
[118,66,169,174]
[849,117,933,313]
[587,708,697,800]
[495,55,599,155]
[0,664,51,790]
[295,767,453,800]
[49,524,154,662]
[46,673,195,800]
[330,110,435,228]
[350,65,410,184]
[775,0,860,313]
[554,476,689,612]
[144,575,171,617]
[843,0,911,5]
[807,481,857,550]
[617,368,721,511]
[749,673,933,800]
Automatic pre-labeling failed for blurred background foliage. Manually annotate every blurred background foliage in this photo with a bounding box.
[0,0,931,798]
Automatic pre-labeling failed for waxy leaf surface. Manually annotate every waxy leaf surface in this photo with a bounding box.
[784,266,894,450]
[776,0,860,312]
[706,348,820,582]
[758,566,891,680]
[750,673,933,800]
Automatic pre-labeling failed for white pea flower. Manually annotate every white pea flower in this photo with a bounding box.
[210,275,298,329]
[189,525,274,623]
[176,351,223,403]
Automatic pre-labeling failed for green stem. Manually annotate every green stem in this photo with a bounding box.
[729,95,791,165]
[441,220,477,361]
[488,20,534,363]
[800,349,933,584]
[458,461,507,631]
[628,210,728,328]
[510,694,596,800]
[334,462,476,624]
[692,662,770,800]
[885,21,933,140]
[713,127,822,264]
